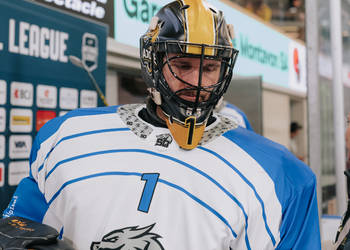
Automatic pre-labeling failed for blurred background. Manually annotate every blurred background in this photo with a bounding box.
[0,0,349,248]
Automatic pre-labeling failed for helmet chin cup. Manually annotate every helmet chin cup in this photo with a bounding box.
[184,106,202,119]
[157,108,206,150]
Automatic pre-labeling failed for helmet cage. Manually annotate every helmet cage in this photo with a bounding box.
[152,40,239,123]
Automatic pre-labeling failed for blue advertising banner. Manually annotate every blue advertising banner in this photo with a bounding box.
[0,0,107,212]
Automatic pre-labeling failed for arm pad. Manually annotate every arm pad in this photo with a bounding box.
[0,216,74,249]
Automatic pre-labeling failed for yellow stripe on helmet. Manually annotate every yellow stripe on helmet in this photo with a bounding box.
[181,0,216,55]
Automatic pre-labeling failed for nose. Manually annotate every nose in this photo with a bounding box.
[182,68,201,87]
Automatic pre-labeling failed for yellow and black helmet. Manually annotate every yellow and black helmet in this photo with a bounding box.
[140,0,238,149]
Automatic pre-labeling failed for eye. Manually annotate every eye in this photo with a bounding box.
[105,236,119,242]
[203,64,220,72]
[173,63,191,71]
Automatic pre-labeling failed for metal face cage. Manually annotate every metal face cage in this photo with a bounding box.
[154,40,239,122]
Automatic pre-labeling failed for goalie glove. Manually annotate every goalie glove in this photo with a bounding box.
[0,216,74,250]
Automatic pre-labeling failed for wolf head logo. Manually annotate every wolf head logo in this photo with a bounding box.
[90,223,164,250]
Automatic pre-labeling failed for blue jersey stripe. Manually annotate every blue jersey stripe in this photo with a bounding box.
[47,171,238,239]
[30,106,120,168]
[45,148,250,247]
[37,128,130,173]
[48,172,141,205]
[158,178,238,239]
[222,128,320,248]
[199,146,276,246]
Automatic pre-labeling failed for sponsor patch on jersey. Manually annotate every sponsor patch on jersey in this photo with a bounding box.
[90,224,164,250]
[155,133,173,148]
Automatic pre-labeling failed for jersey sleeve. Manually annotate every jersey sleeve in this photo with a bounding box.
[2,114,61,222]
[3,107,119,223]
[276,162,321,249]
[223,128,321,249]
[2,177,48,223]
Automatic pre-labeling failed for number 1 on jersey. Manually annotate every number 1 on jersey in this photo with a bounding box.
[138,173,160,213]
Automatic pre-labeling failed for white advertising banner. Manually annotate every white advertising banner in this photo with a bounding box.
[9,135,32,159]
[0,108,5,132]
[288,40,307,93]
[0,135,5,160]
[10,81,33,107]
[80,89,98,108]
[9,108,33,133]
[59,87,79,110]
[0,80,6,105]
[8,161,29,186]
[37,84,58,108]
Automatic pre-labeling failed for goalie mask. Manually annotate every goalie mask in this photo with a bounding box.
[140,0,238,150]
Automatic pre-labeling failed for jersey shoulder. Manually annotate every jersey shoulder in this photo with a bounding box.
[30,106,123,171]
[223,127,315,191]
[36,106,121,142]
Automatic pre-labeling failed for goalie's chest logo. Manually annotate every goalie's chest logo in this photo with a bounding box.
[155,133,173,148]
[90,223,164,250]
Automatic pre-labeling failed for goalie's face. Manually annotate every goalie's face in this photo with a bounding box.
[139,0,238,150]
[162,53,222,104]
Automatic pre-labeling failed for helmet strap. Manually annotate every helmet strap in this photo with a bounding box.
[215,96,224,110]
[148,87,162,105]
[145,98,167,126]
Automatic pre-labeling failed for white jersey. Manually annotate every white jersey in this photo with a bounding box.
[216,102,253,131]
[3,104,320,250]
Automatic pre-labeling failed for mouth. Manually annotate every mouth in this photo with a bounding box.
[177,90,209,102]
